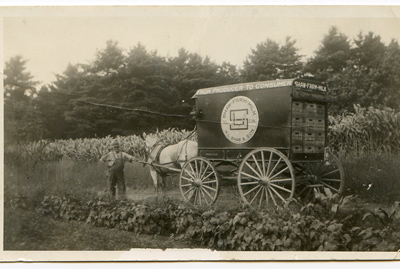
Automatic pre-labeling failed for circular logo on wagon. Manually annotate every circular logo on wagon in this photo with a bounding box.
[221,96,259,144]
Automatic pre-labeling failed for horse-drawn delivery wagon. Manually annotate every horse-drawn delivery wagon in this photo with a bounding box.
[176,77,344,207]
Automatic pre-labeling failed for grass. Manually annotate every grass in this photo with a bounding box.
[4,207,194,250]
[4,160,157,202]
[341,153,400,204]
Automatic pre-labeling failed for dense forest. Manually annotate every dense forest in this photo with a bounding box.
[4,26,400,143]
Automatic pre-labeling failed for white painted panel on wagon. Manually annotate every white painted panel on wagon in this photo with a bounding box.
[221,96,259,144]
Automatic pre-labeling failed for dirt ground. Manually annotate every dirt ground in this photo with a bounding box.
[108,185,392,212]
[121,185,244,209]
[125,187,183,201]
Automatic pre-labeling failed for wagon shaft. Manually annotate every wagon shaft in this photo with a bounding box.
[136,160,182,173]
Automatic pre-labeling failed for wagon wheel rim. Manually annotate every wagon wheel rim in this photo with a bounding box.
[179,157,219,206]
[237,148,295,208]
[294,153,345,199]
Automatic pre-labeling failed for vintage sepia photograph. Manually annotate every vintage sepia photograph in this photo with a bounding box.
[1,3,400,262]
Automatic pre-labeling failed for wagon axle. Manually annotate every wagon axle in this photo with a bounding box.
[192,178,203,187]
[259,177,271,186]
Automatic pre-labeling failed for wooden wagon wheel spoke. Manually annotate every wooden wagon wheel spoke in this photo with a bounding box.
[201,171,215,182]
[198,187,203,205]
[270,178,293,183]
[201,186,214,200]
[320,181,339,193]
[240,181,259,186]
[202,189,208,205]
[264,187,269,206]
[267,157,282,178]
[244,184,261,197]
[238,148,295,208]
[181,175,194,182]
[269,183,292,193]
[261,151,266,176]
[245,161,263,178]
[266,152,273,177]
[252,154,264,177]
[267,187,277,206]
[188,190,195,203]
[199,163,210,180]
[268,166,289,181]
[295,180,307,186]
[183,169,196,181]
[195,159,200,178]
[196,188,202,204]
[321,178,342,183]
[297,185,311,196]
[199,159,204,176]
[188,162,197,179]
[321,169,340,177]
[249,186,263,204]
[200,185,216,205]
[298,163,314,176]
[202,183,218,192]
[193,188,199,204]
[202,179,218,185]
[180,157,220,206]
[269,184,287,202]
[240,171,262,181]
[197,189,203,205]
[203,188,214,205]
[258,187,265,208]
[183,186,195,196]
[185,188,196,203]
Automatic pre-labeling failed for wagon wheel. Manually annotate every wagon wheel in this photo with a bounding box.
[179,157,220,206]
[237,148,295,208]
[294,153,345,199]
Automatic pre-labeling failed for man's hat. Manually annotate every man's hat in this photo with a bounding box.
[111,141,120,147]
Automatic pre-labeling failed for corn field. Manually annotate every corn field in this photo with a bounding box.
[5,105,400,166]
[328,105,400,154]
[5,128,195,165]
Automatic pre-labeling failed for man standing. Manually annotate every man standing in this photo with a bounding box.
[100,140,136,198]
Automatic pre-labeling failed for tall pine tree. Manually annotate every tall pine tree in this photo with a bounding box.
[4,56,43,143]
[241,37,302,82]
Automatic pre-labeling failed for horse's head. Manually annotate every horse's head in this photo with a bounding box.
[139,134,158,165]
[145,135,158,149]
[144,134,166,164]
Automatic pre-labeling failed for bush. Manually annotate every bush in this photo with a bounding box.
[33,194,400,251]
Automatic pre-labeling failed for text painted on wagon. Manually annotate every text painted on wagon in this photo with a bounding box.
[221,96,259,144]
[194,80,293,96]
[293,81,327,92]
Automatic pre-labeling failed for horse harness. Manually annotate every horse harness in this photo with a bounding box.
[148,141,190,176]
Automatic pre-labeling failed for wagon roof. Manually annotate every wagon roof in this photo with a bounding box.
[192,78,327,98]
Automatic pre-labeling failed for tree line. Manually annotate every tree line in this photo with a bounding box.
[4,26,400,143]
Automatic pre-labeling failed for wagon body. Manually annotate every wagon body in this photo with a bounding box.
[192,78,330,162]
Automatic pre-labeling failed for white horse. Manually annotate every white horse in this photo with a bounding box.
[144,135,198,197]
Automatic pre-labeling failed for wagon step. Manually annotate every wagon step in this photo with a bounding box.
[306,184,325,188]
[221,176,237,180]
